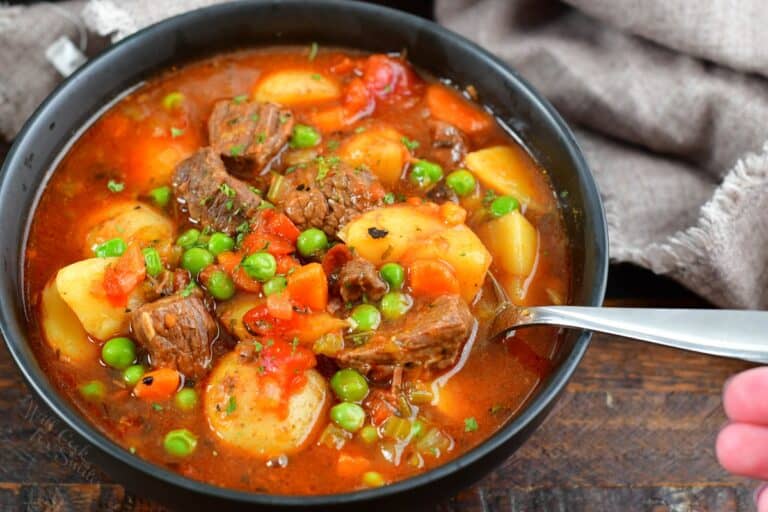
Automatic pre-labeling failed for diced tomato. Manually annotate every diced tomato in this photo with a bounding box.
[276,254,301,275]
[103,245,146,306]
[336,453,370,477]
[259,339,317,394]
[363,55,420,99]
[330,56,357,75]
[267,291,294,320]
[241,232,294,256]
[217,251,261,293]
[261,209,300,243]
[343,77,374,116]
[321,244,353,276]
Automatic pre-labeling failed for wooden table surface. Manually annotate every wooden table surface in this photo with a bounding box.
[0,42,757,507]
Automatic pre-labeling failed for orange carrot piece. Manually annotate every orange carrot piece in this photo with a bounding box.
[287,263,328,311]
[408,259,460,297]
[287,313,348,344]
[425,84,491,134]
[337,453,371,478]
[133,368,181,401]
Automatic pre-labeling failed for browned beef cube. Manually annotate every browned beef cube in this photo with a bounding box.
[334,295,474,378]
[172,148,261,234]
[130,293,217,380]
[338,256,388,303]
[429,120,467,169]
[274,158,384,237]
[208,99,294,170]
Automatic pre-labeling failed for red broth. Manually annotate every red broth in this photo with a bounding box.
[24,46,569,495]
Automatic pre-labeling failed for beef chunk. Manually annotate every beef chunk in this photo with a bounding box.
[172,148,261,234]
[338,256,388,302]
[130,293,218,380]
[274,158,384,236]
[429,120,467,169]
[209,99,294,170]
[335,295,474,377]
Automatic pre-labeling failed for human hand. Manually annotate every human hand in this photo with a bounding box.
[717,367,768,511]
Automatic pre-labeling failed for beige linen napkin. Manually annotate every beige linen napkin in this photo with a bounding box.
[2,0,766,308]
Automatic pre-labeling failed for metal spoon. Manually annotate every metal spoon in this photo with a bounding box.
[490,305,768,364]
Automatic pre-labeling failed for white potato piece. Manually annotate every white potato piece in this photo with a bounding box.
[339,126,408,186]
[83,201,174,258]
[254,70,341,106]
[55,258,145,340]
[205,352,328,457]
[478,210,539,277]
[216,293,260,341]
[464,146,546,213]
[40,278,99,366]
[339,204,491,302]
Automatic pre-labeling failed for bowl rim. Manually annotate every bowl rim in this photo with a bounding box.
[0,0,608,505]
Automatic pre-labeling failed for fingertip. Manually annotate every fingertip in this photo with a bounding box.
[715,422,739,471]
[723,367,768,423]
[757,484,768,512]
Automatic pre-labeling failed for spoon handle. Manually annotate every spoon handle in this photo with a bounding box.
[500,306,768,364]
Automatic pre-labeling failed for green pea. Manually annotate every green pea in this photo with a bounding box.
[174,388,199,411]
[296,228,328,257]
[208,232,235,256]
[360,425,378,444]
[93,238,126,258]
[101,337,136,370]
[176,228,201,249]
[142,247,163,277]
[409,160,443,188]
[330,368,369,402]
[330,402,366,432]
[380,292,413,320]
[206,270,235,300]
[241,252,277,281]
[445,169,476,196]
[163,428,197,457]
[350,304,381,332]
[79,380,106,401]
[263,276,287,296]
[362,471,385,488]
[379,262,404,290]
[290,124,321,149]
[181,247,214,275]
[122,365,145,387]
[149,185,171,207]
[489,195,520,217]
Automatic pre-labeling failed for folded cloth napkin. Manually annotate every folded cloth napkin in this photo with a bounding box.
[2,0,766,308]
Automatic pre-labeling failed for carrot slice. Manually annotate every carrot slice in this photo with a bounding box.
[408,259,460,298]
[337,453,371,478]
[425,84,491,134]
[133,368,181,401]
[287,263,328,311]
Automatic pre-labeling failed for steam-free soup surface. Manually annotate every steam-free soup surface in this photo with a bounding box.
[25,46,569,494]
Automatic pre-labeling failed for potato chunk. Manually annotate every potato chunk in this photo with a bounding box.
[40,279,99,366]
[205,352,328,457]
[339,126,408,186]
[339,204,491,302]
[254,70,341,106]
[478,210,539,277]
[464,146,546,212]
[82,201,174,258]
[216,293,261,341]
[55,258,145,340]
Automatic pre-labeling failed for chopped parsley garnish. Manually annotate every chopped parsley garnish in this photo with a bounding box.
[258,200,275,210]
[310,73,323,81]
[226,396,237,415]
[229,145,245,157]
[308,41,319,61]
[151,403,163,411]
[256,132,266,144]
[291,337,299,353]
[315,157,331,181]
[170,127,185,138]
[285,166,297,174]
[219,183,236,197]
[354,126,366,134]
[107,179,124,193]
[327,140,340,151]
[401,136,420,151]
[250,113,260,123]
[483,189,497,206]
[383,192,395,205]
[180,281,197,298]
[490,404,504,415]
[279,114,290,124]
[232,94,249,104]
[225,199,234,211]
[253,341,263,353]
[464,417,479,432]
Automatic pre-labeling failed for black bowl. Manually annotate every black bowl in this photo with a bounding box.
[0,1,608,509]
